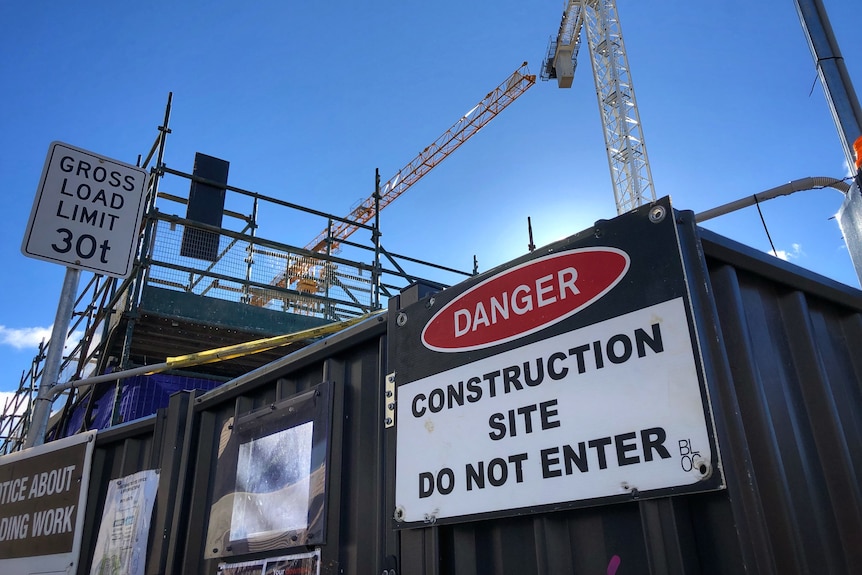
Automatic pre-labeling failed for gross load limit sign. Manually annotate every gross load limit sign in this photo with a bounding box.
[21,142,149,278]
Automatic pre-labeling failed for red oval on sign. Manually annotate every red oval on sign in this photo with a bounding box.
[421,248,630,352]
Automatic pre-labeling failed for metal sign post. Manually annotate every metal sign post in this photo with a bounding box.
[20,142,149,447]
[23,267,80,449]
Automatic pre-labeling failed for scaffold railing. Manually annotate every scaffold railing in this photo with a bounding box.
[1,96,475,451]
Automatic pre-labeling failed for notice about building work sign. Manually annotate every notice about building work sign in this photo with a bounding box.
[0,430,96,573]
[389,198,723,527]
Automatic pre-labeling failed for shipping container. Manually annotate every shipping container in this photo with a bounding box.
[3,200,860,575]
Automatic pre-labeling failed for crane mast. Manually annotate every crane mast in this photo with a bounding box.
[544,0,655,214]
[253,63,536,307]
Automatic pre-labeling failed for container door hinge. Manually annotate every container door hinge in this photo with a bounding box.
[385,372,396,428]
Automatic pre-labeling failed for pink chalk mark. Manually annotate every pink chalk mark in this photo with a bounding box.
[607,555,621,575]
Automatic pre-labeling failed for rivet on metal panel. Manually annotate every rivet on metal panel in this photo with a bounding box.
[426,297,436,308]
[394,507,405,522]
[385,373,396,428]
[396,312,408,326]
[630,488,640,500]
[648,205,666,223]
[594,227,603,239]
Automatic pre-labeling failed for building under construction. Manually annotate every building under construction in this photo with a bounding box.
[1,1,861,574]
[1,60,536,452]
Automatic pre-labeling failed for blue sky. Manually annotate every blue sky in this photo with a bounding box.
[0,0,859,397]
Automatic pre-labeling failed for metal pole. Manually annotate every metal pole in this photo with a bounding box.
[243,197,259,304]
[695,176,850,222]
[325,217,334,318]
[373,169,382,310]
[794,0,862,171]
[137,92,173,304]
[111,92,173,425]
[23,267,81,448]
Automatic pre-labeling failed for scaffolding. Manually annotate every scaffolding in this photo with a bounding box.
[1,94,474,452]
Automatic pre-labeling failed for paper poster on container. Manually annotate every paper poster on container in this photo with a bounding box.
[217,549,320,575]
[389,197,724,527]
[0,430,97,574]
[90,469,159,575]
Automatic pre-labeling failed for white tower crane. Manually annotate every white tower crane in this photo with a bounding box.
[543,0,655,214]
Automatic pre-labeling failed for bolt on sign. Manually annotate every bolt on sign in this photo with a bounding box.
[0,430,97,573]
[389,197,724,527]
[21,142,149,278]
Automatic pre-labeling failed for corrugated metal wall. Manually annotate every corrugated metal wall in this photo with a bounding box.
[698,226,862,574]
[392,215,862,575]
[170,317,394,575]
[74,212,862,574]
[77,391,194,575]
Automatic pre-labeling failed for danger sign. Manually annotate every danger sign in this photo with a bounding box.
[422,248,629,352]
[21,142,149,278]
[389,198,723,527]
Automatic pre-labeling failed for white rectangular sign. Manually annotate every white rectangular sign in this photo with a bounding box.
[89,469,159,575]
[395,297,716,524]
[21,142,149,278]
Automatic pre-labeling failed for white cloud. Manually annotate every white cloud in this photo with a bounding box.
[0,391,30,417]
[0,325,51,350]
[771,243,803,261]
[0,326,88,356]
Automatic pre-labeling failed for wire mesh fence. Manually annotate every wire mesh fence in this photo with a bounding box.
[2,154,474,449]
[147,217,378,319]
[146,166,471,320]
